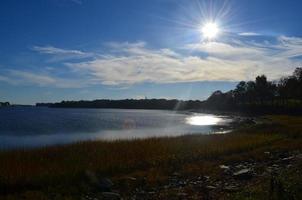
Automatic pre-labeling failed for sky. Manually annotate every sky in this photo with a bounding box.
[1,0,302,104]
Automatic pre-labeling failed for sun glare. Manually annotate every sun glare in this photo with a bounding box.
[186,115,221,126]
[201,22,219,39]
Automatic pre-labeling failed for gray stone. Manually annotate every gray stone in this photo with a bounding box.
[235,164,245,169]
[220,165,230,170]
[172,172,181,176]
[296,154,302,159]
[206,185,216,190]
[177,192,188,197]
[85,171,113,191]
[101,192,121,200]
[99,178,114,191]
[85,170,100,186]
[125,176,137,181]
[233,168,253,180]
[281,156,294,163]
[224,185,239,192]
[272,164,279,168]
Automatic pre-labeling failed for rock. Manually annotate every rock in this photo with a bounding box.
[125,176,136,181]
[99,178,114,191]
[190,181,199,186]
[177,192,188,197]
[266,167,273,173]
[148,191,156,195]
[85,170,100,186]
[233,168,253,180]
[174,180,186,187]
[281,156,294,163]
[85,171,113,191]
[172,172,181,176]
[101,192,121,200]
[121,176,137,185]
[206,185,216,190]
[272,164,279,168]
[224,185,239,192]
[119,176,139,191]
[214,181,222,186]
[220,165,230,170]
[235,164,244,169]
[296,154,302,159]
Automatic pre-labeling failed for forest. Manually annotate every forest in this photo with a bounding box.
[37,99,204,110]
[205,67,302,114]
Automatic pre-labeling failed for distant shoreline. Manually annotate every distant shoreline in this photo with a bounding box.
[36,99,206,111]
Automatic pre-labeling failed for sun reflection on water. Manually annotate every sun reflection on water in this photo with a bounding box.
[186,115,221,126]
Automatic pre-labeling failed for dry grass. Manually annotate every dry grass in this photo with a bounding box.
[0,115,302,199]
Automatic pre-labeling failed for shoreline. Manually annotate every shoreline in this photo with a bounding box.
[0,115,301,199]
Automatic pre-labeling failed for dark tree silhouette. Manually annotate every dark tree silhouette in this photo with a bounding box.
[234,81,247,104]
[0,102,10,107]
[293,68,302,100]
[255,75,269,104]
[205,68,302,114]
[37,99,205,111]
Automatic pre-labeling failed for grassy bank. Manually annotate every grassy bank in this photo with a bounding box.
[1,116,302,199]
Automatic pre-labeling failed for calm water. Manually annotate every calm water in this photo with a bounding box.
[0,107,232,149]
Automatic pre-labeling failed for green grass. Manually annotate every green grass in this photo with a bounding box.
[1,115,302,199]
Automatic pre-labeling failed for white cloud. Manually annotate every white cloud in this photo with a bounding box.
[66,38,302,86]
[2,36,302,88]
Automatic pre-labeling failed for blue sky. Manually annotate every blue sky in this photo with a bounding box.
[1,0,302,104]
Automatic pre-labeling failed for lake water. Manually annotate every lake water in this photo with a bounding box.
[0,107,232,149]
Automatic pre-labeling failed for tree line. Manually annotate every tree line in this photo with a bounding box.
[37,99,205,110]
[205,68,302,114]
[0,102,10,107]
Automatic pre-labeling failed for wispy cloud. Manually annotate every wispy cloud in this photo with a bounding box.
[185,42,263,59]
[238,32,261,36]
[32,45,94,62]
[9,70,57,86]
[275,36,302,58]
[0,70,90,88]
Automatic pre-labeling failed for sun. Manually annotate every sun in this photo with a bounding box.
[201,22,219,39]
